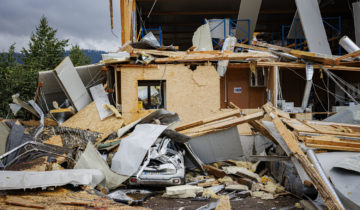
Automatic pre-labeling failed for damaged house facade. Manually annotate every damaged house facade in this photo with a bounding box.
[2,0,360,209]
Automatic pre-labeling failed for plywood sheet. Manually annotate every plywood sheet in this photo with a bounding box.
[120,64,220,125]
[61,102,124,134]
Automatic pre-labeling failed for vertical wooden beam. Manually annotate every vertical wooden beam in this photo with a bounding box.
[120,0,125,44]
[109,0,114,29]
[120,0,134,45]
[268,66,278,107]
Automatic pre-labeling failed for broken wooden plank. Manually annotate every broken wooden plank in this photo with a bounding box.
[235,43,270,52]
[5,196,45,209]
[175,109,241,131]
[252,41,292,53]
[304,135,360,152]
[180,111,264,137]
[263,103,344,210]
[21,118,58,127]
[203,164,226,178]
[228,61,360,72]
[154,52,276,63]
[335,49,360,65]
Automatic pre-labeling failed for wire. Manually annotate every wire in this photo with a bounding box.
[147,0,158,19]
[312,83,328,112]
[286,67,349,102]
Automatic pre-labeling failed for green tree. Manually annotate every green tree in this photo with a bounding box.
[0,44,25,116]
[69,44,91,66]
[22,16,68,71]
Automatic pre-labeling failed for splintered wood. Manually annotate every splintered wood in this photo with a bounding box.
[0,187,146,210]
[178,110,264,137]
[262,103,343,210]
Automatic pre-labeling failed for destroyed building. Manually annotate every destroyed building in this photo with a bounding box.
[1,0,360,209]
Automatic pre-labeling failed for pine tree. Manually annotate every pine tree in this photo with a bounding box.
[0,44,24,116]
[69,45,92,66]
[22,16,68,71]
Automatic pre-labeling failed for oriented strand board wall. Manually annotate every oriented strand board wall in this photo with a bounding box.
[120,64,220,125]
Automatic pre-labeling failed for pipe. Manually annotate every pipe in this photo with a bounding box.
[307,149,345,210]
[339,36,360,53]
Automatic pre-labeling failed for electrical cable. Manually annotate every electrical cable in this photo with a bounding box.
[286,67,349,102]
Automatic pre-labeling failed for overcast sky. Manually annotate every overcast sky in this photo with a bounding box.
[0,0,122,52]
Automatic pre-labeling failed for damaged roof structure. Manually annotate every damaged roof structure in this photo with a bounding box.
[1,0,360,209]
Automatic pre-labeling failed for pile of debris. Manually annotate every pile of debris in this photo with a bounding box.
[1,30,360,209]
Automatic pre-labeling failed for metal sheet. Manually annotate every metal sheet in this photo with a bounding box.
[192,22,214,51]
[74,142,128,190]
[188,127,243,164]
[235,0,262,40]
[317,152,360,209]
[53,57,92,112]
[353,2,360,46]
[0,122,9,155]
[90,84,113,120]
[111,124,168,176]
[0,169,104,190]
[295,0,332,54]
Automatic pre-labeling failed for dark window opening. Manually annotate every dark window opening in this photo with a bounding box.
[138,80,166,110]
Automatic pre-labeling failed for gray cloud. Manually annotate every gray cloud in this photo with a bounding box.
[0,0,123,52]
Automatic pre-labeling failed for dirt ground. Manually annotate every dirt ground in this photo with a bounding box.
[144,195,301,210]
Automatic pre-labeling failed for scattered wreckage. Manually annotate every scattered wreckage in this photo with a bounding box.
[1,33,360,209]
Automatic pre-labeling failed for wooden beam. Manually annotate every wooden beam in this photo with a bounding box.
[304,135,360,152]
[235,43,270,52]
[120,0,133,45]
[154,52,276,63]
[228,62,360,71]
[109,0,113,29]
[335,49,360,65]
[180,111,264,137]
[263,103,344,210]
[175,110,241,131]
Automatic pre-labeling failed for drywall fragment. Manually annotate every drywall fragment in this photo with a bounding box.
[0,169,104,190]
[218,176,233,184]
[223,166,261,182]
[53,57,92,112]
[225,184,249,191]
[192,22,214,51]
[251,191,275,200]
[90,84,113,120]
[101,52,130,64]
[217,36,237,77]
[74,142,128,190]
[163,185,203,198]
